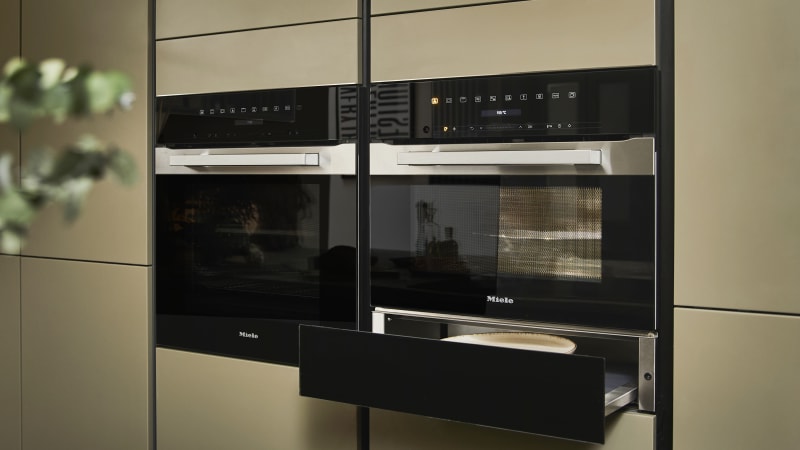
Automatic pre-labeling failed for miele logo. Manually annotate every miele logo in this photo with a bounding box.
[486,295,515,304]
[239,331,259,339]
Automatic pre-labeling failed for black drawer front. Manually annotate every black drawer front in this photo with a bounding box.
[299,326,607,443]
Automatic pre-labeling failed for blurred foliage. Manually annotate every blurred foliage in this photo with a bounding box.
[0,57,137,252]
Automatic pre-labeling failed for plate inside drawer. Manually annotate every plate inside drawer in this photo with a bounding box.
[442,332,577,354]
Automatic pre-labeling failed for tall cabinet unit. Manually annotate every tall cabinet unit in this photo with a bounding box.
[362,2,659,449]
[15,0,153,449]
[0,2,21,448]
[674,0,800,448]
[154,2,359,449]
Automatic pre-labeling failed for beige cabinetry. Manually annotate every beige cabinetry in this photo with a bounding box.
[673,308,800,449]
[156,19,360,95]
[674,0,800,314]
[0,256,21,450]
[20,258,151,450]
[20,0,151,266]
[372,0,655,82]
[371,408,654,450]
[156,0,358,39]
[372,0,509,14]
[157,348,357,450]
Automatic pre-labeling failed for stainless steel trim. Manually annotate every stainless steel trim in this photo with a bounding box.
[169,153,319,167]
[371,138,654,176]
[372,311,386,334]
[155,143,356,175]
[396,149,602,166]
[638,335,657,412]
[604,383,638,416]
[373,307,657,340]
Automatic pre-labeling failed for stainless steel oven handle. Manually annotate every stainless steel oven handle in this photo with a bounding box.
[397,149,601,166]
[169,153,320,167]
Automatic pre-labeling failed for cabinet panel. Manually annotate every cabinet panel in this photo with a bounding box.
[20,258,151,450]
[0,256,21,450]
[156,0,358,39]
[372,0,510,14]
[371,409,654,450]
[20,0,151,265]
[674,308,800,449]
[157,348,357,450]
[156,20,359,95]
[372,0,655,81]
[674,0,800,313]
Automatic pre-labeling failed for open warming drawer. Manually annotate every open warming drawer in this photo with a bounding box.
[299,309,656,444]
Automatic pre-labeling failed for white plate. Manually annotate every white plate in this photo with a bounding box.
[441,332,577,354]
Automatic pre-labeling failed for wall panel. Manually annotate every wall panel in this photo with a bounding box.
[371,409,654,450]
[20,0,151,265]
[674,308,800,449]
[20,258,150,450]
[674,0,800,313]
[156,19,360,95]
[0,256,21,450]
[156,0,358,39]
[157,349,357,450]
[372,0,655,81]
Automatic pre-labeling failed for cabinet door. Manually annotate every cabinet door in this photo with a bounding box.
[20,0,150,266]
[372,0,655,82]
[674,308,800,449]
[21,258,150,450]
[157,348,357,450]
[372,0,510,14]
[156,0,358,39]
[370,409,654,450]
[674,0,800,313]
[0,256,21,450]
[156,20,359,95]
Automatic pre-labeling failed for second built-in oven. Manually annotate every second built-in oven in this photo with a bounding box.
[155,85,358,365]
[300,67,660,444]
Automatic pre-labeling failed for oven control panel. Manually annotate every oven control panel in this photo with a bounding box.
[371,67,656,143]
[157,86,357,148]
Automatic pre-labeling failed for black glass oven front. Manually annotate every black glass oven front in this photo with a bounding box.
[370,173,654,330]
[155,85,357,365]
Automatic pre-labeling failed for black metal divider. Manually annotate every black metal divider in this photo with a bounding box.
[356,1,371,449]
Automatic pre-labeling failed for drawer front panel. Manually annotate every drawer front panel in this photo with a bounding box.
[300,326,607,443]
[372,0,655,81]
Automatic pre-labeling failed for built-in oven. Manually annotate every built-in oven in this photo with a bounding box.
[299,67,659,444]
[155,85,358,365]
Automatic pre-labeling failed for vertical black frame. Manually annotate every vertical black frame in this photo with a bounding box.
[655,0,675,449]
[356,1,371,449]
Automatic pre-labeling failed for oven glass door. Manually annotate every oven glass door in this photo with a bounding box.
[156,174,356,362]
[370,174,654,330]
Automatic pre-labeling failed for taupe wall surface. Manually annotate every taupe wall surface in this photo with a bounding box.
[157,349,357,450]
[673,308,800,449]
[675,0,800,314]
[156,0,358,39]
[20,0,151,265]
[372,0,655,81]
[0,256,21,450]
[21,258,150,450]
[371,409,655,450]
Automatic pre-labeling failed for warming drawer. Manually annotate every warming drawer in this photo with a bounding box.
[299,314,655,444]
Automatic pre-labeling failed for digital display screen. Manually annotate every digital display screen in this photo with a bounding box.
[481,109,522,118]
[234,119,264,126]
